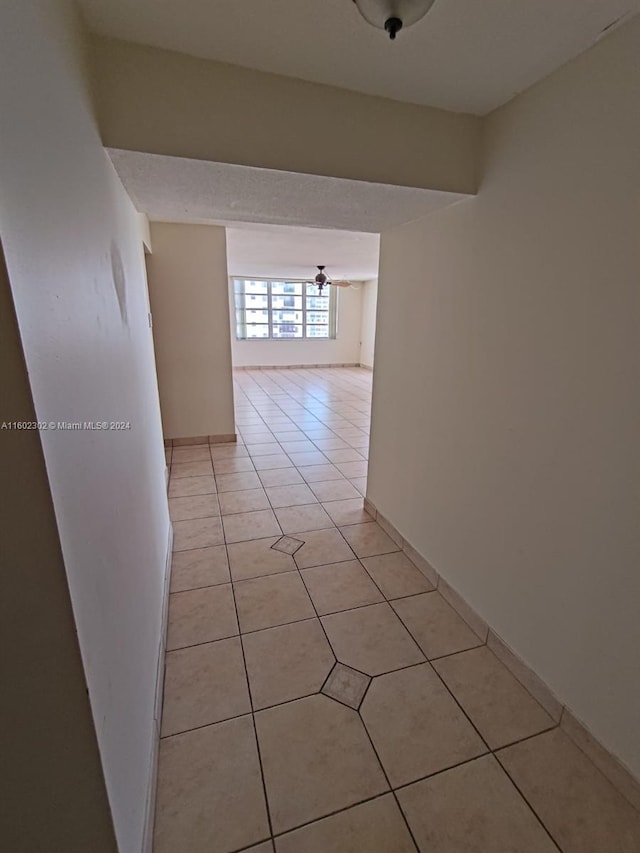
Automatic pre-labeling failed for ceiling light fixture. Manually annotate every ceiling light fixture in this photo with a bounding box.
[352,0,436,40]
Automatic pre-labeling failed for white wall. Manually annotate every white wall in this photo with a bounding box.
[147,223,235,439]
[0,2,170,850]
[359,279,378,368]
[369,17,640,778]
[91,35,479,195]
[1,239,117,851]
[230,282,364,367]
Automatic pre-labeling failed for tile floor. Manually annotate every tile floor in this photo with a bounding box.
[155,367,640,853]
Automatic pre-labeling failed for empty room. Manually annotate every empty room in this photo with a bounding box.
[2,2,639,852]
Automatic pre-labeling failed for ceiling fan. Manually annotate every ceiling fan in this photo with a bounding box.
[307,265,354,293]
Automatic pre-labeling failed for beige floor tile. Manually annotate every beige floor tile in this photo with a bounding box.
[171,445,211,463]
[169,493,220,522]
[287,450,329,467]
[234,572,315,633]
[246,442,281,456]
[154,716,269,853]
[334,427,366,438]
[168,474,216,497]
[216,471,263,492]
[321,662,370,710]
[255,695,388,834]
[219,488,270,515]
[161,637,250,736]
[210,444,249,460]
[335,460,368,479]
[298,464,345,483]
[322,498,372,526]
[362,552,435,599]
[398,755,557,853]
[294,528,356,569]
[322,602,424,676]
[323,448,365,464]
[227,537,297,581]
[271,429,305,440]
[170,545,230,592]
[349,477,367,495]
[253,453,294,471]
[392,592,484,659]
[258,467,304,487]
[242,843,274,853]
[345,436,369,449]
[166,584,238,650]
[309,479,361,502]
[170,460,214,479]
[279,439,317,453]
[310,437,350,451]
[361,663,486,786]
[239,430,274,442]
[301,560,384,615]
[222,509,282,543]
[213,455,256,475]
[172,516,224,551]
[276,794,415,853]
[243,618,335,710]
[433,646,554,749]
[265,483,318,508]
[497,729,640,853]
[339,522,400,558]
[274,504,334,534]
[272,535,306,555]
[303,428,336,440]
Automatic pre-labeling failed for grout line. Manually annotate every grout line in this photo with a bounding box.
[225,537,276,841]
[388,615,493,753]
[493,752,564,852]
[267,791,394,843]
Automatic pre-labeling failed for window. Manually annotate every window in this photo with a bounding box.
[233,279,337,340]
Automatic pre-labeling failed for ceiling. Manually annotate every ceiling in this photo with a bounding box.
[226,225,380,282]
[108,150,467,233]
[80,0,638,114]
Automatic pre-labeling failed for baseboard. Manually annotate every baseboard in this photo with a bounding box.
[209,434,237,444]
[359,362,374,371]
[141,522,173,853]
[233,363,361,370]
[164,434,237,446]
[559,708,640,812]
[364,496,640,811]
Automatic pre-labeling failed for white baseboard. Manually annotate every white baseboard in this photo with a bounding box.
[141,522,173,853]
[164,434,237,446]
[233,363,361,370]
[364,496,640,810]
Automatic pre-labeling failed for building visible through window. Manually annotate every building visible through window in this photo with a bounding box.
[233,279,337,340]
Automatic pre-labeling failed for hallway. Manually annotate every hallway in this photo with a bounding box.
[156,367,640,853]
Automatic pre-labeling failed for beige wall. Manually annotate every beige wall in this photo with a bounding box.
[148,223,235,439]
[90,35,480,195]
[0,2,171,850]
[0,239,117,852]
[370,17,640,778]
[359,279,378,368]
[230,281,363,367]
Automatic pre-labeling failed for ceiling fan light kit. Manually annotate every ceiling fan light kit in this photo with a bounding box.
[312,266,353,293]
[352,0,436,40]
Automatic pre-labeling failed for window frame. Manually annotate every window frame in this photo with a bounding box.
[233,278,338,341]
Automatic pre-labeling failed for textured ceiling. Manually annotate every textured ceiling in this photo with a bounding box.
[226,225,380,282]
[107,150,467,233]
[81,0,638,114]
